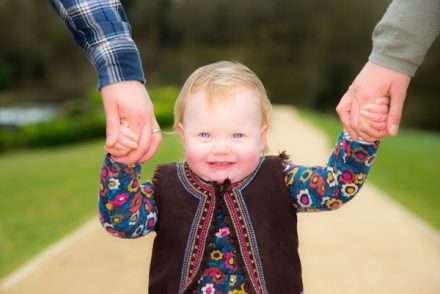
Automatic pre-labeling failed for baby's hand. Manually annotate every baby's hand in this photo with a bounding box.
[359,97,389,141]
[111,120,139,156]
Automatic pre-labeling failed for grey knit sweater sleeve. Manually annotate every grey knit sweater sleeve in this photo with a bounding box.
[369,0,440,76]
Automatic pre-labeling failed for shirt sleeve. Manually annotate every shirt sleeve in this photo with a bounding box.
[283,131,379,212]
[49,0,145,89]
[369,0,440,76]
[98,153,158,238]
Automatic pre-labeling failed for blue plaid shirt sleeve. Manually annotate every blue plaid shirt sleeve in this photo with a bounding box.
[49,0,145,89]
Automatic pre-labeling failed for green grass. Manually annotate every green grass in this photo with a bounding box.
[0,133,183,278]
[299,109,440,230]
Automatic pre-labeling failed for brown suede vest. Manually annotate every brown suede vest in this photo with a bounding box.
[149,156,303,294]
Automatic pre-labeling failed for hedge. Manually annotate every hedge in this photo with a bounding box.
[0,86,178,153]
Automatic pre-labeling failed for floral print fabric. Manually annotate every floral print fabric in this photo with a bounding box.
[98,132,379,293]
[98,159,157,238]
[197,210,248,293]
[284,132,378,212]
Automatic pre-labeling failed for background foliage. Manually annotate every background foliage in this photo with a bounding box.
[0,87,176,152]
[0,0,439,132]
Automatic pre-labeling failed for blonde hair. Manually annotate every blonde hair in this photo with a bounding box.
[173,61,272,130]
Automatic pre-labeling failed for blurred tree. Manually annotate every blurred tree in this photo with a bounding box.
[0,0,93,103]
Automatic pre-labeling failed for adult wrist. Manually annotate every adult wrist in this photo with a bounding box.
[368,52,416,77]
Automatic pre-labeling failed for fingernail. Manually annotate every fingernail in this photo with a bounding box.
[389,124,399,136]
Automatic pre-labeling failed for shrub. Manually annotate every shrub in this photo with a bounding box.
[19,111,106,148]
[0,86,178,153]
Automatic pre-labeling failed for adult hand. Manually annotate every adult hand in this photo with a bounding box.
[101,80,162,164]
[336,61,411,141]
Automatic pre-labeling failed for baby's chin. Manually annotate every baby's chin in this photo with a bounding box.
[191,166,249,184]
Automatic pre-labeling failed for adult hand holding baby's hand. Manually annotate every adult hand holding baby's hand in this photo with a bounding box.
[337,61,411,142]
[110,120,139,160]
[101,81,162,164]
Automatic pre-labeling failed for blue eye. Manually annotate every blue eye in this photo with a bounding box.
[232,133,243,139]
[199,132,211,138]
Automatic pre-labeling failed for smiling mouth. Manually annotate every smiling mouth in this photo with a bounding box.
[208,162,234,168]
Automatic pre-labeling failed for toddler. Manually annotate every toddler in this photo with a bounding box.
[99,61,388,293]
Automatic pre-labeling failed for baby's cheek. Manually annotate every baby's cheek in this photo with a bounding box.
[239,151,261,175]
[184,143,201,159]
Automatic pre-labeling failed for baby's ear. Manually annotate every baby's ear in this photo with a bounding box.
[176,123,186,151]
[176,123,184,139]
[260,125,269,149]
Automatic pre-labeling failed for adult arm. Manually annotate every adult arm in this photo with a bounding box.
[99,154,158,238]
[284,132,379,212]
[337,0,440,140]
[49,0,162,163]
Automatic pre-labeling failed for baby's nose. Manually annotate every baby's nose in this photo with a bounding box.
[213,139,230,154]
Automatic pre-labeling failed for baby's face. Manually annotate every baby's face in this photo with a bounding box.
[177,87,268,183]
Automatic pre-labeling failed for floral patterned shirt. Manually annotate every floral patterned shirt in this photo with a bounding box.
[98,132,379,293]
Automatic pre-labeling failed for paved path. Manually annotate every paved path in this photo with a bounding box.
[1,106,439,294]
